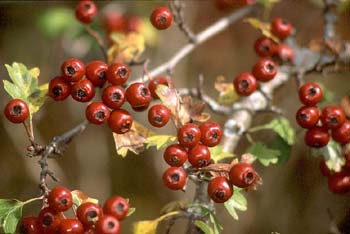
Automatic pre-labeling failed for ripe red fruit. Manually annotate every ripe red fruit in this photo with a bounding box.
[126,16,143,33]
[320,106,346,129]
[103,11,126,35]
[162,167,187,190]
[77,202,102,228]
[18,216,38,234]
[49,76,71,101]
[125,82,152,111]
[86,61,108,86]
[199,121,222,147]
[59,218,84,234]
[150,7,173,30]
[103,196,130,221]
[188,144,211,168]
[252,58,277,82]
[208,176,233,203]
[102,85,125,110]
[148,77,169,99]
[332,120,350,144]
[85,102,110,125]
[254,37,276,57]
[233,73,258,96]
[37,207,63,234]
[304,127,330,148]
[275,44,294,62]
[95,215,120,234]
[295,106,320,129]
[319,160,332,177]
[229,163,257,188]
[177,123,201,148]
[61,58,86,82]
[75,0,97,24]
[71,79,95,102]
[4,99,29,123]
[108,109,133,134]
[298,82,323,106]
[163,144,188,167]
[106,63,130,85]
[271,18,293,40]
[328,172,350,194]
[48,186,73,213]
[148,104,171,128]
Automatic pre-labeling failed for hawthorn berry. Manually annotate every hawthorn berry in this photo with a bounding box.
[59,218,84,234]
[271,18,293,40]
[148,104,171,128]
[252,58,277,82]
[319,160,332,177]
[125,82,152,111]
[254,36,276,57]
[163,144,188,167]
[304,127,330,148]
[233,73,258,96]
[102,85,125,110]
[150,7,173,30]
[108,109,133,134]
[177,123,201,148]
[320,106,346,129]
[86,60,108,86]
[49,76,71,101]
[95,215,120,234]
[229,163,257,188]
[275,44,294,62]
[148,77,169,99]
[295,106,320,129]
[188,144,211,168]
[75,0,97,24]
[199,121,222,147]
[71,79,95,102]
[106,63,130,85]
[61,58,86,82]
[103,196,130,221]
[103,12,126,35]
[126,16,143,33]
[18,216,38,234]
[85,102,110,125]
[162,167,187,190]
[328,172,350,194]
[4,99,29,123]
[77,202,102,228]
[208,176,233,203]
[298,82,323,106]
[37,207,63,234]
[48,186,73,213]
[332,120,350,144]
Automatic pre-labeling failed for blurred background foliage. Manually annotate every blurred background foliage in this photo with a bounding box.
[1,1,350,233]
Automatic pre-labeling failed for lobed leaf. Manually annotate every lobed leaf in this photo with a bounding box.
[71,190,99,207]
[133,211,180,234]
[146,135,176,150]
[244,18,280,43]
[224,187,247,220]
[209,145,234,163]
[194,220,214,234]
[247,142,281,166]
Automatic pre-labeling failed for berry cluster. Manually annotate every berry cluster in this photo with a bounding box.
[295,82,350,148]
[18,186,129,234]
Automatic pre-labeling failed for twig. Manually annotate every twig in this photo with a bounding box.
[84,25,108,62]
[323,0,338,40]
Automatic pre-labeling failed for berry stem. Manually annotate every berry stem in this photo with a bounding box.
[84,25,108,62]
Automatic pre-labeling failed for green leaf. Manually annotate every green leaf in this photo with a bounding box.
[209,146,234,163]
[127,207,136,217]
[209,213,223,234]
[146,135,176,150]
[317,82,334,104]
[224,187,247,220]
[0,199,23,233]
[270,136,291,163]
[194,220,214,234]
[312,139,344,172]
[247,142,281,166]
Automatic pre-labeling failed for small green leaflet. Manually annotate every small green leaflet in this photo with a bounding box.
[146,135,176,150]
[127,207,136,217]
[209,145,234,163]
[224,187,247,220]
[195,221,214,234]
[247,142,281,166]
[209,213,223,234]
[312,139,344,172]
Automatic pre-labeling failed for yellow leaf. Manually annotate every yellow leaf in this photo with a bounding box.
[71,190,99,206]
[133,211,180,234]
[214,76,238,105]
[244,17,280,43]
[138,17,158,46]
[146,135,177,150]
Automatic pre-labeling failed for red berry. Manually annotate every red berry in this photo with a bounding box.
[328,172,350,194]
[150,7,173,30]
[177,123,201,148]
[252,58,277,82]
[275,44,294,62]
[95,215,120,234]
[148,104,171,128]
[71,79,95,102]
[61,58,86,82]
[199,121,222,147]
[75,0,97,24]
[4,99,29,123]
[126,16,143,33]
[103,12,126,35]
[108,109,133,134]
[37,207,63,234]
[59,218,84,234]
[148,77,169,99]
[304,127,330,148]
[102,85,125,110]
[86,102,110,125]
[86,61,108,86]
[254,37,277,57]
[163,144,188,167]
[229,163,257,188]
[295,106,320,129]
[49,76,71,101]
[233,73,258,96]
[18,216,38,234]
[103,196,130,221]
[271,18,292,40]
[162,167,187,190]
[188,144,211,168]
[77,202,102,228]
[319,160,332,177]
[208,176,233,203]
[125,82,151,111]
[320,106,346,129]
[298,82,323,106]
[332,120,350,144]
[106,63,130,86]
[48,186,73,213]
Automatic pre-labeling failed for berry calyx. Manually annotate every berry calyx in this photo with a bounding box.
[163,144,188,167]
[59,218,84,234]
[85,102,110,125]
[49,76,71,101]
[332,120,350,144]
[199,121,222,147]
[162,167,187,190]
[77,202,102,228]
[150,7,173,30]
[254,36,276,57]
[86,60,108,86]
[298,82,323,106]
[188,144,211,168]
[177,123,201,148]
[106,63,130,86]
[252,58,277,82]
[108,109,133,134]
[71,79,95,102]
[148,104,171,128]
[4,99,29,123]
[75,0,97,24]
[18,216,38,234]
[148,77,169,99]
[208,176,233,203]
[271,17,293,40]
[125,82,152,111]
[37,207,63,234]
[320,106,346,129]
[95,215,120,234]
[61,58,86,82]
[48,186,73,213]
[233,73,258,96]
[102,85,126,110]
[295,106,320,129]
[229,163,257,188]
[103,196,130,221]
[304,127,330,148]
